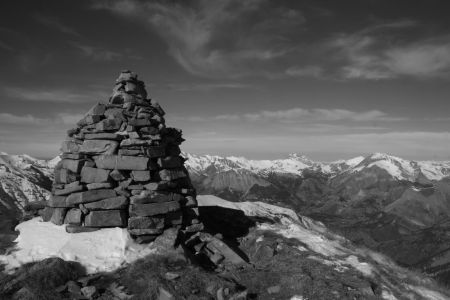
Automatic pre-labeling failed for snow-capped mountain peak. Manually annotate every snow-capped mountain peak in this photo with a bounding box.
[183,152,450,182]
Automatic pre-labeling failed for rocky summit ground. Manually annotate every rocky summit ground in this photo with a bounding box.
[1,196,449,300]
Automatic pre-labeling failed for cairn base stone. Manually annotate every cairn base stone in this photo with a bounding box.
[84,210,127,227]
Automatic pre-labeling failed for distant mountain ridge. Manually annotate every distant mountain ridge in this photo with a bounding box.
[3,151,450,281]
[182,152,450,282]
[185,152,450,181]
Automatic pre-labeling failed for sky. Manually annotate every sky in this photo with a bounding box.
[0,0,450,161]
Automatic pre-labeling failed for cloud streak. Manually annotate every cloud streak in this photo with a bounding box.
[93,0,304,78]
[182,131,450,161]
[3,86,109,103]
[175,107,405,123]
[34,13,81,37]
[329,21,450,80]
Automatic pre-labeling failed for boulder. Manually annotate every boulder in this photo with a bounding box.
[64,208,82,225]
[131,170,151,182]
[128,216,165,229]
[54,182,85,196]
[84,210,127,227]
[39,207,54,222]
[48,195,73,208]
[144,182,169,191]
[128,118,152,127]
[50,208,68,225]
[120,139,153,147]
[110,169,127,181]
[96,118,123,131]
[130,191,171,204]
[61,159,84,173]
[199,233,247,265]
[84,133,123,140]
[61,140,81,153]
[87,182,113,190]
[128,228,163,236]
[55,168,79,184]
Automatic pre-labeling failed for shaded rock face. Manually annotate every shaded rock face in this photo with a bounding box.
[46,70,202,241]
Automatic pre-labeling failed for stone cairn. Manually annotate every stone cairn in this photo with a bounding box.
[44,70,203,244]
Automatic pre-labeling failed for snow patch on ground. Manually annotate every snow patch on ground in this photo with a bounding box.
[0,218,156,274]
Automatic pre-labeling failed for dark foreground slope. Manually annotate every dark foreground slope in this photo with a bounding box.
[1,196,449,300]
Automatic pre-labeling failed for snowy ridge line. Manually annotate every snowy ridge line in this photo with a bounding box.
[183,152,450,181]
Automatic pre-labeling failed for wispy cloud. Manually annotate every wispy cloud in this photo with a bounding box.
[164,82,253,92]
[69,42,143,61]
[0,41,13,51]
[285,66,324,78]
[329,21,450,80]
[174,107,405,123]
[182,131,450,161]
[70,42,123,61]
[93,0,304,78]
[34,13,81,37]
[3,86,108,103]
[0,113,49,125]
[0,112,84,126]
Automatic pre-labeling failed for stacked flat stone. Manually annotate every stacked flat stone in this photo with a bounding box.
[45,70,202,243]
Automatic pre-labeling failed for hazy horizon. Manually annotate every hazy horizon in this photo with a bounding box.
[1,0,450,161]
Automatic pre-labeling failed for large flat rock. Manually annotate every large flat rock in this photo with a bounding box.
[61,159,84,173]
[94,155,149,170]
[79,140,119,155]
[48,196,74,208]
[66,189,117,205]
[128,216,164,230]
[129,201,180,217]
[81,167,111,183]
[84,210,127,227]
[84,196,128,210]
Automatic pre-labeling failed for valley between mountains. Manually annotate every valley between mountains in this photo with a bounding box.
[2,151,450,286]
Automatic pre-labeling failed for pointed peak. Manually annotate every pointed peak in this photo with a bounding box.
[288,153,311,161]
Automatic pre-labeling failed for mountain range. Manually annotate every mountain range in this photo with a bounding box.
[2,151,450,283]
